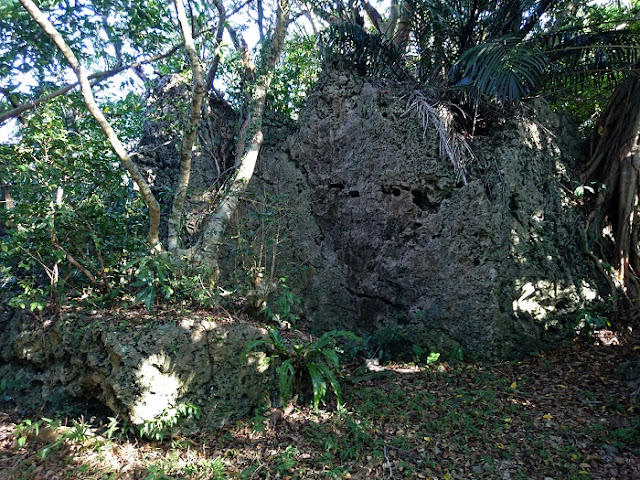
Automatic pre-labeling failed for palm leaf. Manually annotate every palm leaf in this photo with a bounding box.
[539,22,640,86]
[454,35,548,103]
[321,22,411,80]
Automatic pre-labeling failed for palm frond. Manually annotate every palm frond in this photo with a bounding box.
[536,22,640,118]
[453,35,548,104]
[321,22,412,80]
[540,27,640,90]
[407,89,473,183]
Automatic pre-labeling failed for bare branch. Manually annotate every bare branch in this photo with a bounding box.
[204,0,227,95]
[0,46,181,126]
[53,242,104,290]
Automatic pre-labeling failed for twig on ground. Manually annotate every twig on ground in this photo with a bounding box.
[384,443,394,479]
[248,461,265,479]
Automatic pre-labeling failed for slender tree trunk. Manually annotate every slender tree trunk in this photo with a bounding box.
[204,0,227,95]
[167,0,228,253]
[584,59,640,302]
[18,0,162,251]
[196,0,290,278]
[167,0,207,252]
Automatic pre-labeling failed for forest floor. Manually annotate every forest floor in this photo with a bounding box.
[1,326,639,480]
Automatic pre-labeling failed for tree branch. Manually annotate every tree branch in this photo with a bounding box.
[52,242,104,290]
[204,0,227,96]
[521,0,558,37]
[167,0,207,252]
[19,0,162,251]
[198,0,291,277]
[0,46,181,126]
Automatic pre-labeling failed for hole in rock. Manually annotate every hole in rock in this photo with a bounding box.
[411,190,437,212]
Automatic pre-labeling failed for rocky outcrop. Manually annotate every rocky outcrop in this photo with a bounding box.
[114,61,606,361]
[132,74,238,241]
[0,308,272,427]
[250,60,607,360]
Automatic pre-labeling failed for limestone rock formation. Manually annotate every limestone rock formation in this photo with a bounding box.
[104,61,606,362]
[133,74,238,241]
[251,61,606,360]
[0,307,272,427]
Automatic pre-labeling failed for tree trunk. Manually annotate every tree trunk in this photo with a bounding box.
[195,0,290,279]
[19,0,162,251]
[167,0,207,252]
[584,59,640,303]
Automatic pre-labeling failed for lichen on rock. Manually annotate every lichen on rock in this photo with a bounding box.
[0,308,273,429]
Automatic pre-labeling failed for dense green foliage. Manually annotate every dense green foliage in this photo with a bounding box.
[244,328,361,409]
[326,0,639,113]
[267,34,323,120]
[543,2,640,124]
[0,93,147,310]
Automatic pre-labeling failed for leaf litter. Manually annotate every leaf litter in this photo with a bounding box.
[1,331,638,479]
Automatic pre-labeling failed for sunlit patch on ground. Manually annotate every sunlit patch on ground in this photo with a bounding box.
[1,333,638,479]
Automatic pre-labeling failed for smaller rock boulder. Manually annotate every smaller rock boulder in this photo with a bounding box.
[0,308,273,429]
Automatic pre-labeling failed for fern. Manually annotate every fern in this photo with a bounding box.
[244,328,361,410]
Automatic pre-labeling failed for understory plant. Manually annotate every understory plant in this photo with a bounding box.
[138,403,202,441]
[244,328,360,410]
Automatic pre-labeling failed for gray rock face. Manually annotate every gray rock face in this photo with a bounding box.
[253,62,606,359]
[0,308,272,427]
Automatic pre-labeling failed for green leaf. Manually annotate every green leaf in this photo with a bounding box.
[306,362,328,410]
[312,330,360,351]
[574,185,595,198]
[144,288,156,310]
[320,348,340,370]
[242,338,271,358]
[316,362,344,408]
[277,359,295,406]
[29,301,44,312]
[427,352,441,364]
[454,35,548,103]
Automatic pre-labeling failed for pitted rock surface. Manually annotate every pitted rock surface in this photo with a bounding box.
[0,307,271,427]
[252,61,606,359]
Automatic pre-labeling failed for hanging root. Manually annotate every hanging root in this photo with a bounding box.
[583,59,640,308]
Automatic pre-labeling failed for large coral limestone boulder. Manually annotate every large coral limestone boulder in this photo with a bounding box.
[0,308,271,427]
[257,62,605,359]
